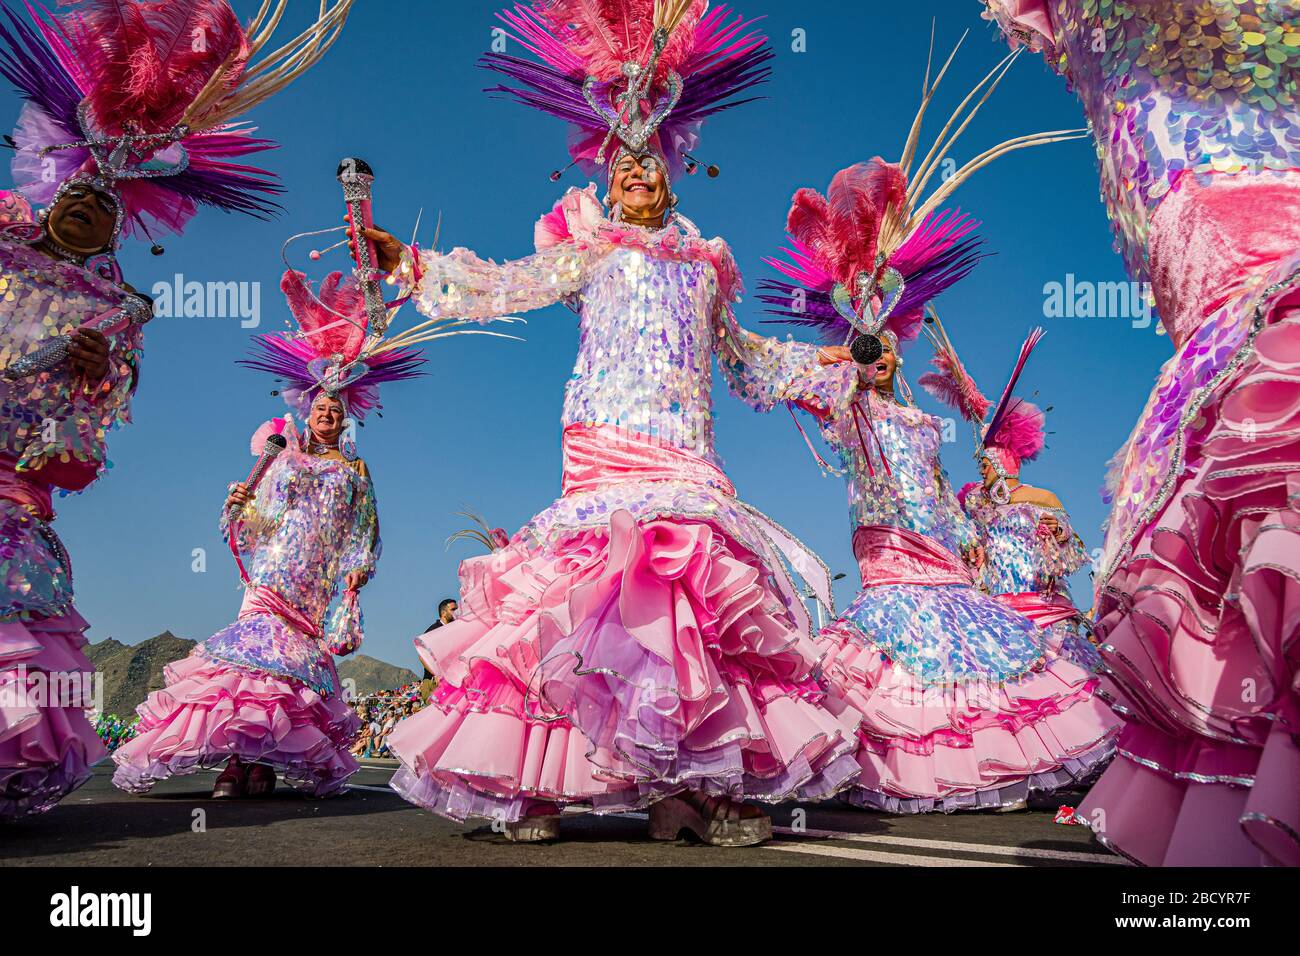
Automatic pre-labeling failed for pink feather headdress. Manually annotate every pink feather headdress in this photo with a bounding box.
[0,0,353,246]
[482,0,772,179]
[984,398,1046,473]
[239,269,426,425]
[760,33,1083,345]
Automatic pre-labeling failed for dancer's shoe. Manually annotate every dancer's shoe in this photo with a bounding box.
[503,802,561,843]
[648,792,772,847]
[212,759,247,799]
[246,764,277,798]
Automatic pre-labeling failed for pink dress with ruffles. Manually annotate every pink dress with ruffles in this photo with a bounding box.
[112,423,376,797]
[385,187,861,821]
[984,0,1300,865]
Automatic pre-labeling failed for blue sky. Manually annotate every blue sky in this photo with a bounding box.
[4,0,1173,673]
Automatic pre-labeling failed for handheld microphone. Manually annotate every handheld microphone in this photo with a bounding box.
[229,434,288,518]
[2,294,154,382]
[337,157,389,336]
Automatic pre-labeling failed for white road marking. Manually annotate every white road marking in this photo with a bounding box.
[347,783,400,794]
[772,826,1123,865]
[766,842,1021,867]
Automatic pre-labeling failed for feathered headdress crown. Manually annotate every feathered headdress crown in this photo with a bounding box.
[0,0,352,246]
[240,269,428,426]
[760,31,1082,350]
[482,0,772,181]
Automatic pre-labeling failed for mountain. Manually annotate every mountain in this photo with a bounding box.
[86,631,196,716]
[87,633,419,714]
[336,656,420,696]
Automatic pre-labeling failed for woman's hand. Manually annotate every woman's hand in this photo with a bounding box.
[962,543,986,571]
[817,346,853,365]
[356,226,406,274]
[345,570,370,592]
[225,482,251,511]
[68,328,109,381]
[1038,514,1068,543]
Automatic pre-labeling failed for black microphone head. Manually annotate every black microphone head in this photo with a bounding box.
[850,333,884,366]
[263,434,288,454]
[337,157,374,181]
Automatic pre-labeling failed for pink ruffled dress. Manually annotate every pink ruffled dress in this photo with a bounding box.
[112,421,375,797]
[0,193,144,820]
[788,369,1119,812]
[385,186,861,822]
[984,0,1300,864]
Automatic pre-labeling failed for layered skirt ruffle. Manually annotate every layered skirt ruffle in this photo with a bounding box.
[817,584,1120,813]
[1082,304,1300,866]
[0,611,106,820]
[112,651,360,798]
[388,508,860,823]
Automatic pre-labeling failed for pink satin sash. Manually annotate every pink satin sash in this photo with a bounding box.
[995,591,1079,629]
[851,524,973,589]
[0,456,52,521]
[561,422,736,498]
[239,586,321,640]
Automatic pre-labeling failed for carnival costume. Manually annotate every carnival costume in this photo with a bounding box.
[984,0,1300,865]
[113,247,427,797]
[385,0,860,844]
[919,323,1102,673]
[0,0,352,820]
[761,48,1119,812]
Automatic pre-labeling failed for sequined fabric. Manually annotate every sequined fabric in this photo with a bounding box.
[0,498,71,623]
[208,436,379,693]
[974,499,1088,599]
[837,582,1050,685]
[983,0,1300,281]
[198,614,338,698]
[411,194,823,481]
[0,240,141,480]
[797,370,980,557]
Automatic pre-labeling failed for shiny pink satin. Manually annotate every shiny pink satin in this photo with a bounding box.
[560,422,735,498]
[1149,170,1300,348]
[239,586,321,640]
[995,591,1078,629]
[0,456,52,521]
[851,525,973,589]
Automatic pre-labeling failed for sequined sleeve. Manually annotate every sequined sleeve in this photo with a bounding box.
[1044,505,1089,578]
[786,361,859,422]
[15,317,143,485]
[339,470,380,580]
[403,240,599,322]
[713,305,826,412]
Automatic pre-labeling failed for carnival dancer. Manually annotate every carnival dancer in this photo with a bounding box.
[918,322,1101,673]
[982,1,1300,865]
[0,0,354,821]
[757,44,1119,809]
[369,0,862,846]
[112,257,424,798]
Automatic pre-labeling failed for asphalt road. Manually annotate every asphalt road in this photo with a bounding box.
[0,761,1124,867]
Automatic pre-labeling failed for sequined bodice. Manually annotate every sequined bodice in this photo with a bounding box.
[0,241,140,481]
[984,503,1060,595]
[564,247,720,464]
[824,389,977,558]
[234,450,378,626]
[986,0,1300,279]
